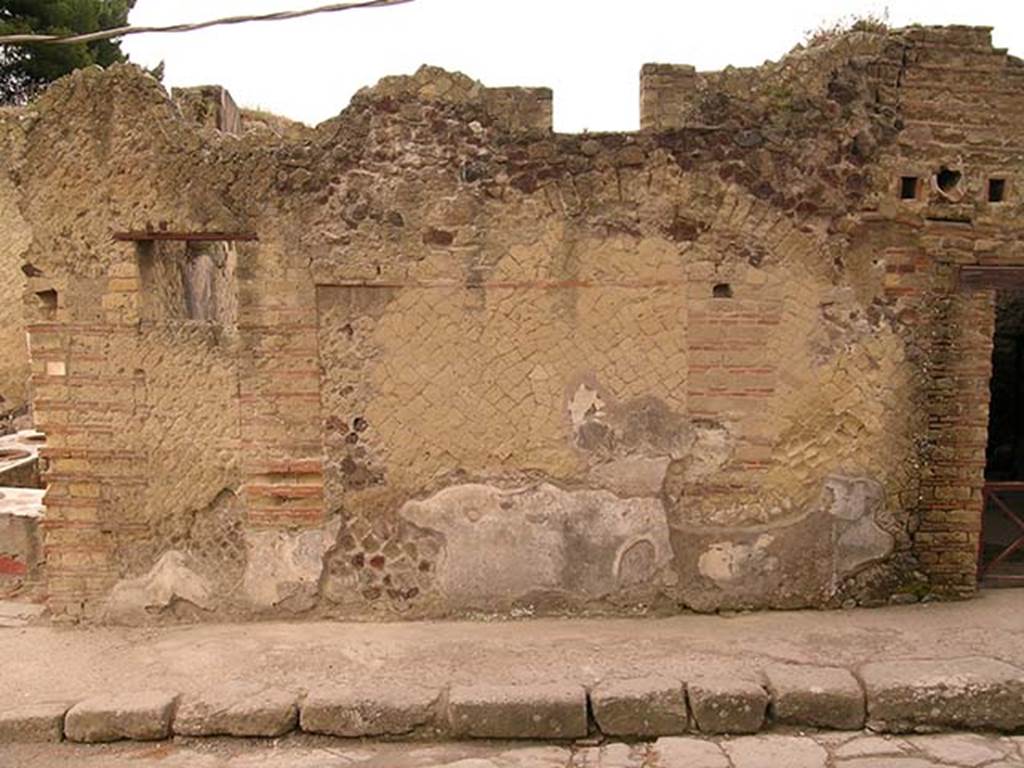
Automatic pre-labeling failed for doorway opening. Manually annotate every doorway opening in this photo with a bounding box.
[981,290,1024,586]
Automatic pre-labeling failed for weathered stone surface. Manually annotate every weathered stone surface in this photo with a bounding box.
[0,598,45,628]
[590,677,688,736]
[695,535,778,587]
[906,734,1012,767]
[723,735,829,768]
[399,483,674,611]
[836,760,939,768]
[174,681,297,737]
[300,683,439,737]
[102,551,213,623]
[822,475,896,576]
[650,737,729,768]
[9,24,1023,623]
[0,169,31,416]
[765,663,865,729]
[242,518,341,612]
[446,683,588,739]
[574,743,643,768]
[587,456,671,498]
[834,735,911,758]
[0,701,70,743]
[862,657,1024,732]
[64,690,178,743]
[688,676,768,734]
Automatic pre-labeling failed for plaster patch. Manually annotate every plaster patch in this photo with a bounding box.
[242,517,341,611]
[588,455,670,497]
[568,383,606,428]
[698,535,778,586]
[678,422,732,482]
[103,550,213,622]
[399,482,673,609]
[821,475,895,577]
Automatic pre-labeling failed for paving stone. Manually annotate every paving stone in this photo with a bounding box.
[906,734,1011,766]
[595,743,640,768]
[174,681,297,737]
[300,683,440,737]
[447,683,588,739]
[0,701,72,743]
[836,760,941,768]
[493,746,571,767]
[590,677,688,737]
[573,743,641,767]
[722,735,828,768]
[861,657,1024,732]
[765,663,864,729]
[834,735,910,758]
[687,676,768,734]
[814,731,858,747]
[650,737,729,768]
[1012,736,1024,759]
[64,690,178,743]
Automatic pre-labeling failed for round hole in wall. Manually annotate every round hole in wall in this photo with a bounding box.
[936,166,962,193]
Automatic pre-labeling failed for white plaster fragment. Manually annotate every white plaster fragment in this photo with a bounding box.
[399,482,673,609]
[242,518,341,610]
[567,384,605,429]
[698,535,778,586]
[104,551,212,622]
[821,475,895,577]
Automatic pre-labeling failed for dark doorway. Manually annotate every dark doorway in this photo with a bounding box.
[981,290,1024,586]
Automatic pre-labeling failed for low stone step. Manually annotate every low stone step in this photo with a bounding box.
[862,657,1024,732]
[2,656,1023,745]
[64,691,179,743]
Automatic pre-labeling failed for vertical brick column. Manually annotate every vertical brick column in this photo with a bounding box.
[684,271,781,508]
[237,260,326,529]
[915,290,994,596]
[31,257,146,620]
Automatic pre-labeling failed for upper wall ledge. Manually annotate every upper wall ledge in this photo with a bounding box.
[3,24,1018,143]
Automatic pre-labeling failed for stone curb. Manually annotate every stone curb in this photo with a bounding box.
[3,657,1023,744]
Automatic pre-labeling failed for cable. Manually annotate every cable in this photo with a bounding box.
[0,0,414,46]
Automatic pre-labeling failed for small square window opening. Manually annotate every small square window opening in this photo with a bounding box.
[900,176,920,200]
[988,178,1007,203]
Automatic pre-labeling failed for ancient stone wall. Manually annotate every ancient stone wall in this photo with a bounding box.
[0,108,32,420]
[1,26,1020,622]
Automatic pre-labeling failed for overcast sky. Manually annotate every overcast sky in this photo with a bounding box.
[123,1,1024,133]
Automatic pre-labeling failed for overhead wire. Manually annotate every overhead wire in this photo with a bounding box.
[0,0,414,46]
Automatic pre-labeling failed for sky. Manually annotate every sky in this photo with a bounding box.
[122,1,1024,133]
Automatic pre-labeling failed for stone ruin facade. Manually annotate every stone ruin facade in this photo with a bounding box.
[0,25,1021,623]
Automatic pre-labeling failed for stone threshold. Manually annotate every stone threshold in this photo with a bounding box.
[1,656,1022,744]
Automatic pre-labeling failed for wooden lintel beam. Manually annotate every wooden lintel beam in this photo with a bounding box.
[113,231,259,243]
[959,265,1024,291]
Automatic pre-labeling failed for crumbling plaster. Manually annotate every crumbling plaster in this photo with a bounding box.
[0,24,1020,622]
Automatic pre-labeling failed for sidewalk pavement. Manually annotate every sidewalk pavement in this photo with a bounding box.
[0,589,1022,746]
